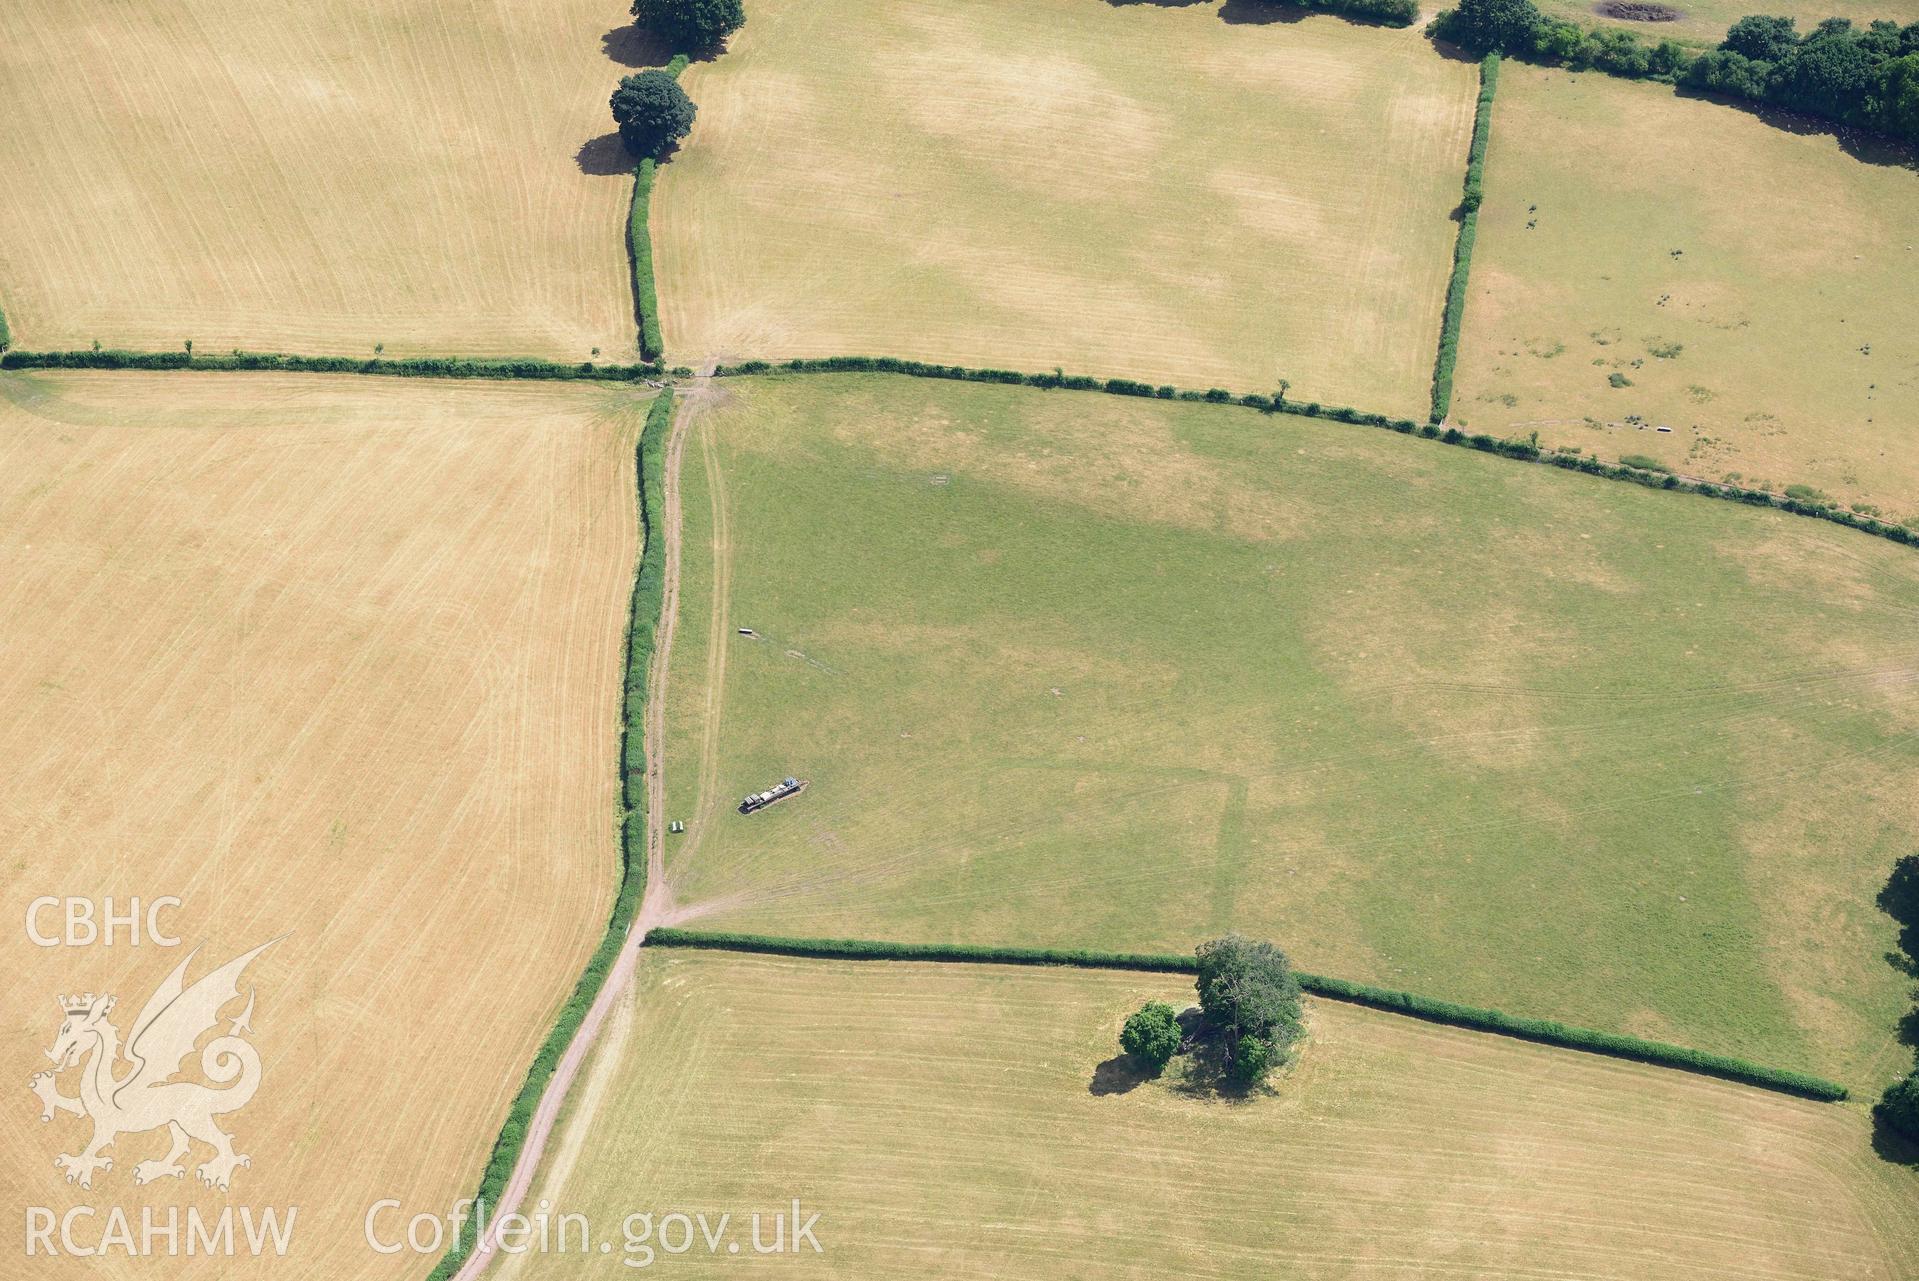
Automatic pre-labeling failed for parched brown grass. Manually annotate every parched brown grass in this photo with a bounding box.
[508,952,1919,1281]
[0,371,648,1279]
[1453,66,1919,521]
[655,0,1477,416]
[0,0,641,358]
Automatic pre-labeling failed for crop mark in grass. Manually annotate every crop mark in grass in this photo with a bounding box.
[1207,776,1251,931]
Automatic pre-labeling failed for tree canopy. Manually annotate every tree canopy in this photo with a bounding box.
[610,71,696,159]
[1195,935,1303,1077]
[631,0,745,53]
[1119,1002,1183,1072]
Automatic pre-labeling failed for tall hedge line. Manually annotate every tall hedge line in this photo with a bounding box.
[1431,53,1500,424]
[0,348,664,381]
[1297,0,1421,28]
[627,55,689,361]
[630,159,664,359]
[0,297,12,352]
[645,928,1848,1099]
[425,389,674,1281]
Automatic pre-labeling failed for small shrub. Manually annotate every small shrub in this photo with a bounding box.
[1608,372,1633,388]
[1618,454,1671,473]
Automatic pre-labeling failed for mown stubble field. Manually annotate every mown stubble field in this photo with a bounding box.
[505,952,1919,1281]
[0,371,648,1280]
[0,0,642,358]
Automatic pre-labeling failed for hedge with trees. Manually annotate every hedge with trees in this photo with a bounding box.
[1432,0,1919,146]
[612,70,696,159]
[643,928,1848,1099]
[1431,53,1501,423]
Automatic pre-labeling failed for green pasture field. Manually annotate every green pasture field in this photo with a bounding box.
[654,0,1476,418]
[502,952,1919,1281]
[659,372,1919,1087]
[1452,66,1919,522]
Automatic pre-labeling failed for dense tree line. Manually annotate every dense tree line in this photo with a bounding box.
[1877,856,1919,1146]
[1434,0,1919,144]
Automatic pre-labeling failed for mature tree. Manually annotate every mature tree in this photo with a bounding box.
[1195,936,1303,1065]
[632,0,745,52]
[1884,854,1919,925]
[1226,1034,1280,1087]
[611,71,696,158]
[1877,1071,1919,1142]
[1722,14,1799,61]
[1120,1002,1183,1072]
[1774,22,1880,122]
[1878,55,1919,142]
[1438,0,1544,52]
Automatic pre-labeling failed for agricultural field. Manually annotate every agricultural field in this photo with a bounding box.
[654,0,1477,417]
[503,951,1919,1281]
[0,371,648,1279]
[658,372,1919,1087]
[0,0,641,359]
[1452,66,1919,521]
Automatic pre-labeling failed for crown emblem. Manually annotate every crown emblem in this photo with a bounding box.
[59,994,97,1015]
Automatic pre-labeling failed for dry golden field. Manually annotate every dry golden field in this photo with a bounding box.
[656,0,1477,415]
[1454,66,1919,521]
[506,952,1919,1281]
[0,0,643,358]
[0,371,648,1278]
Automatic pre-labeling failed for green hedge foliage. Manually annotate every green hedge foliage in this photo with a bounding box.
[0,298,12,352]
[0,348,664,380]
[1295,0,1421,27]
[426,390,674,1281]
[631,158,665,359]
[645,928,1848,1100]
[1431,53,1500,424]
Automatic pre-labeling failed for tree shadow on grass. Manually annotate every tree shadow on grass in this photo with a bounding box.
[1671,87,1919,172]
[1088,1055,1152,1096]
[577,133,636,177]
[603,25,678,68]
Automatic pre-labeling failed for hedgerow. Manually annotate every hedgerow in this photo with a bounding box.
[644,928,1848,1100]
[0,297,12,352]
[624,53,691,359]
[426,389,674,1281]
[715,356,1919,550]
[1295,0,1422,27]
[631,159,664,359]
[0,348,664,380]
[1431,53,1500,424]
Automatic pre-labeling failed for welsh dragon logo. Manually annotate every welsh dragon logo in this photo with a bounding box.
[28,940,277,1192]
